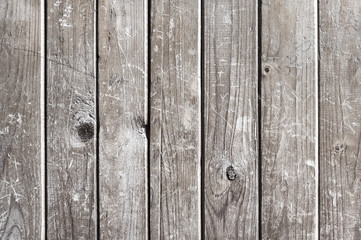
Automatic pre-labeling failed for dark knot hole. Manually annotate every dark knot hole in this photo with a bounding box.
[77,122,94,142]
[226,165,237,181]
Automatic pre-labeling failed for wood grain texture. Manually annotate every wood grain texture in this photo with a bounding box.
[47,0,96,238]
[319,0,361,238]
[0,0,41,238]
[98,0,147,239]
[261,0,317,238]
[149,0,200,238]
[203,0,258,239]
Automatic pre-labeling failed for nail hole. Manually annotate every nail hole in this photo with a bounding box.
[226,166,237,181]
[264,67,270,73]
[77,122,94,142]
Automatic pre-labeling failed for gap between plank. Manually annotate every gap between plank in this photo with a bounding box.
[198,0,202,239]
[147,0,152,239]
[145,0,150,238]
[257,0,262,239]
[94,0,100,239]
[200,0,205,239]
[40,0,46,238]
[315,0,319,238]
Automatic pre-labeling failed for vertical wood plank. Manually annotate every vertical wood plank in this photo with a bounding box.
[319,0,361,238]
[0,0,41,238]
[47,0,96,238]
[98,0,147,238]
[203,0,259,239]
[149,0,201,238]
[261,0,317,238]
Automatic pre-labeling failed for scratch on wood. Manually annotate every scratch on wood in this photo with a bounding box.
[1,195,26,240]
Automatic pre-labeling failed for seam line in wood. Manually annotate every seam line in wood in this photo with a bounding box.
[314,0,319,238]
[145,0,150,238]
[94,0,99,239]
[257,1,262,239]
[40,0,46,238]
[198,0,202,239]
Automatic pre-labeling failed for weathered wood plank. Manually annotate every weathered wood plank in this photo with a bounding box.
[319,0,361,238]
[0,0,41,238]
[261,0,317,238]
[203,0,258,239]
[47,0,96,238]
[98,0,147,238]
[149,0,201,238]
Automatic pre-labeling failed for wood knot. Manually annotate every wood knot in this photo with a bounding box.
[334,143,345,155]
[263,66,271,74]
[76,122,94,142]
[226,166,237,181]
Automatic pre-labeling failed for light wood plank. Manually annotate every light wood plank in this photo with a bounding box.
[261,0,317,238]
[98,0,147,238]
[149,0,201,238]
[47,0,96,238]
[319,0,361,238]
[0,0,41,238]
[203,0,259,239]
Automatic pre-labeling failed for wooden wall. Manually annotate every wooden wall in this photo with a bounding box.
[0,0,360,239]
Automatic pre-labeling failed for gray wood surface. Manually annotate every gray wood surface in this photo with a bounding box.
[3,1,361,239]
[98,0,147,239]
[149,0,201,238]
[319,0,361,238]
[0,0,41,239]
[46,0,96,238]
[261,0,317,239]
[203,0,259,239]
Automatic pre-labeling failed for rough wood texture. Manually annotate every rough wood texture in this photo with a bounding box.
[149,0,200,238]
[261,0,317,238]
[47,0,96,238]
[98,0,147,238]
[319,0,361,238]
[0,0,41,238]
[203,0,258,239]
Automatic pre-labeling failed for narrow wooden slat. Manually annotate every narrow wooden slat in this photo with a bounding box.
[319,0,361,238]
[203,0,258,238]
[0,0,41,238]
[261,0,317,238]
[98,0,147,238]
[149,0,201,238]
[47,0,96,238]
